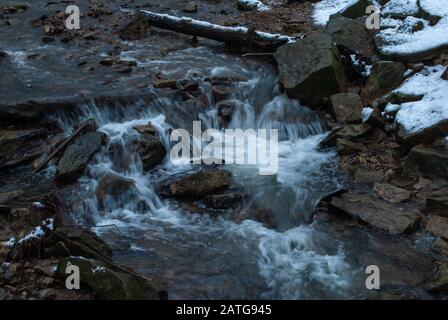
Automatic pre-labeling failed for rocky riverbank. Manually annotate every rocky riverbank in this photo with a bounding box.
[1,0,448,300]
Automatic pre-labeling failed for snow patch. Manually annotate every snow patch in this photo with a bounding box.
[312,0,358,26]
[362,107,374,123]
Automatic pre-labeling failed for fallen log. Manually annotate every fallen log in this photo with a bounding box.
[139,10,295,52]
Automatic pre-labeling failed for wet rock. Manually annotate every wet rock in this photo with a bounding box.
[95,172,135,202]
[212,85,236,102]
[119,15,151,41]
[57,257,158,300]
[330,93,364,123]
[362,61,406,102]
[427,263,448,293]
[45,226,113,260]
[56,132,107,184]
[274,33,345,107]
[164,170,231,198]
[426,215,448,240]
[336,138,363,155]
[154,78,177,89]
[404,144,448,178]
[0,128,49,169]
[331,191,421,235]
[136,129,166,171]
[373,182,411,203]
[336,123,372,140]
[340,0,372,19]
[204,192,243,209]
[183,1,198,13]
[326,14,378,58]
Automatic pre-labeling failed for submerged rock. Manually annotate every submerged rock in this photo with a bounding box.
[57,257,158,300]
[274,33,345,106]
[331,191,421,235]
[56,132,107,184]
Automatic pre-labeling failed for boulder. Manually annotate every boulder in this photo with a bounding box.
[56,132,107,184]
[95,172,135,202]
[164,170,231,198]
[373,182,411,203]
[331,191,421,235]
[362,61,406,101]
[398,119,448,149]
[136,132,166,171]
[326,14,378,58]
[57,257,158,300]
[44,227,113,260]
[340,0,372,19]
[404,144,448,178]
[119,15,151,41]
[274,33,345,106]
[330,93,364,122]
[427,263,448,293]
[426,215,448,240]
[204,192,243,209]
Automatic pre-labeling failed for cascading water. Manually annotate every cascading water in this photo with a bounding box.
[51,46,358,299]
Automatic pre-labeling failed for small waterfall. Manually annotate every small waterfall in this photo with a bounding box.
[51,51,352,299]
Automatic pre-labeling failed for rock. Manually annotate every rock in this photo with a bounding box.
[57,257,158,300]
[0,128,48,169]
[44,226,113,260]
[363,107,386,128]
[340,0,372,19]
[217,100,236,124]
[330,93,364,123]
[427,263,448,293]
[0,190,24,204]
[326,14,378,58]
[212,85,235,102]
[373,182,411,203]
[137,132,166,171]
[336,138,363,155]
[165,170,231,198]
[442,67,448,81]
[425,187,448,218]
[426,215,448,240]
[183,1,198,13]
[362,61,406,101]
[204,192,243,209]
[398,119,448,149]
[274,33,345,107]
[331,191,421,235]
[237,0,262,11]
[154,79,177,89]
[95,172,135,202]
[336,123,372,140]
[38,288,56,300]
[119,15,151,41]
[404,144,448,178]
[56,132,107,184]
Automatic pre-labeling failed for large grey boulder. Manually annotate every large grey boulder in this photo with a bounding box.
[56,132,107,184]
[274,33,345,106]
[331,191,421,235]
[398,119,448,149]
[362,61,406,102]
[330,93,364,123]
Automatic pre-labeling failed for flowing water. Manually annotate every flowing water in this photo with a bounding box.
[40,46,363,299]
